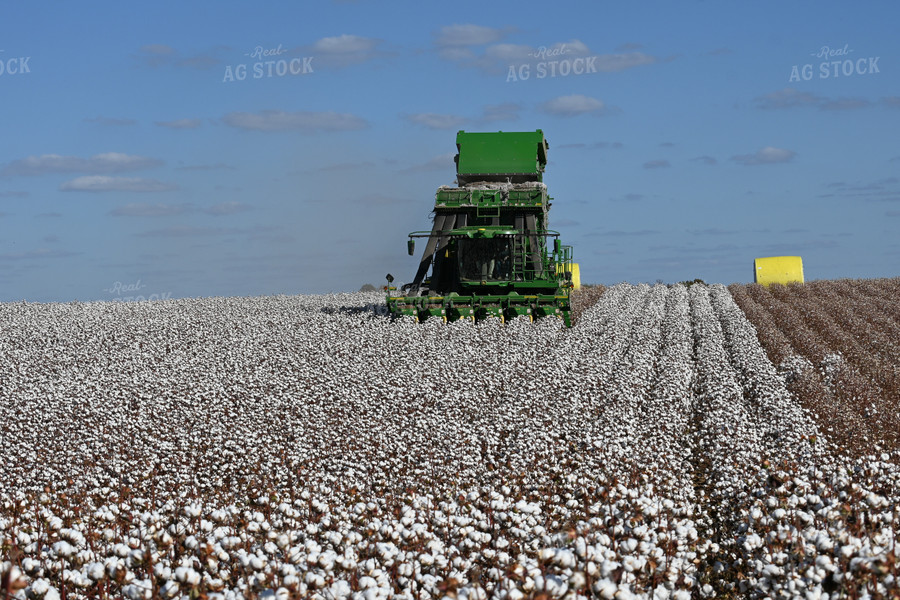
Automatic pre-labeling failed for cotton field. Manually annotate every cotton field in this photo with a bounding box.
[1,283,897,600]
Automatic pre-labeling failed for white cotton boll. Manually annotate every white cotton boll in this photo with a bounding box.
[318,551,336,571]
[122,581,153,600]
[599,560,620,577]
[866,493,886,508]
[574,537,587,558]
[569,571,586,589]
[593,578,617,599]
[304,572,325,589]
[615,588,638,600]
[763,564,782,577]
[86,562,105,581]
[154,564,172,580]
[52,541,76,558]
[29,579,50,598]
[622,556,643,572]
[160,580,179,598]
[260,588,290,600]
[174,566,201,585]
[554,550,576,569]
[22,557,40,574]
[60,528,85,547]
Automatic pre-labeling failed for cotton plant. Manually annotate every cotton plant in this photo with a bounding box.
[0,285,897,599]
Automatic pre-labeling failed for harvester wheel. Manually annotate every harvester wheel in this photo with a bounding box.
[442,316,448,324]
[529,315,534,323]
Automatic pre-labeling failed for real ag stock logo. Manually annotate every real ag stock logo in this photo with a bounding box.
[103,279,172,302]
[0,49,31,77]
[789,44,880,82]
[506,44,599,82]
[222,43,313,83]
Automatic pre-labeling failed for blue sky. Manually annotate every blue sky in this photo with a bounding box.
[1,0,898,302]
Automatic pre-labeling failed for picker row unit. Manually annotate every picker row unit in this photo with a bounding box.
[387,130,578,326]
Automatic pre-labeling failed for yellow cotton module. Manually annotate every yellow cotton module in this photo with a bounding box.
[754,256,804,285]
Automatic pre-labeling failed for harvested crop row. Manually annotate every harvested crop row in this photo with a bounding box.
[730,279,900,454]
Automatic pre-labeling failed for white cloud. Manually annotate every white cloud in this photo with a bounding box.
[205,201,252,216]
[593,52,656,72]
[480,102,521,122]
[222,110,368,132]
[109,203,189,216]
[313,34,378,54]
[434,33,655,78]
[731,147,796,165]
[0,248,79,260]
[175,163,235,171]
[756,87,870,111]
[3,153,163,176]
[401,153,456,173]
[155,119,202,129]
[309,34,386,67]
[60,176,178,193]
[404,113,468,130]
[643,159,671,169]
[483,43,534,62]
[539,94,607,117]
[438,47,476,61]
[434,24,506,47]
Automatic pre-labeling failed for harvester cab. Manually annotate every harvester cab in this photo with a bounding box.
[387,130,577,326]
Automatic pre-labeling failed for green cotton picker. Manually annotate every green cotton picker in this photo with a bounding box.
[386,129,579,326]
